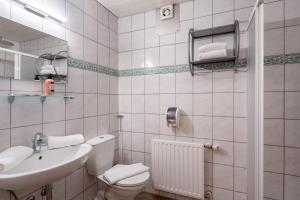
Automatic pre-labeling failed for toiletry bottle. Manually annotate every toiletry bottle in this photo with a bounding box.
[44,75,55,96]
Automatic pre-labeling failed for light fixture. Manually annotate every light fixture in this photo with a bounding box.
[13,0,67,23]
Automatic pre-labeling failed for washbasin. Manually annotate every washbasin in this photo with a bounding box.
[0,143,92,191]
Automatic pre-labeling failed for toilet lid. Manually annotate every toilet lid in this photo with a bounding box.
[115,172,150,187]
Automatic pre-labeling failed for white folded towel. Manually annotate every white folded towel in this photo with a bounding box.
[103,163,150,185]
[198,49,228,60]
[198,42,227,53]
[0,146,33,172]
[41,64,54,70]
[48,134,85,149]
[39,69,56,75]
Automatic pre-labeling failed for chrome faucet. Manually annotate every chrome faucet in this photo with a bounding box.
[33,132,47,153]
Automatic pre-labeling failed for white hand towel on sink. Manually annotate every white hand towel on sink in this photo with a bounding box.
[197,42,227,53]
[48,134,85,149]
[198,49,228,60]
[103,163,150,185]
[0,146,33,172]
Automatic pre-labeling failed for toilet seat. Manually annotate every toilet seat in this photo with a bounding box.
[115,171,150,187]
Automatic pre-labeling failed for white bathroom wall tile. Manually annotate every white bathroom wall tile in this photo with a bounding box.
[0,129,10,152]
[264,92,284,118]
[119,32,132,52]
[264,65,284,91]
[109,49,119,69]
[194,73,212,93]
[84,94,97,117]
[66,68,84,93]
[145,47,159,67]
[66,168,84,200]
[193,93,212,116]
[118,77,132,94]
[264,28,284,56]
[132,30,145,50]
[175,43,188,65]
[234,93,247,117]
[145,10,156,28]
[98,3,108,25]
[52,178,66,200]
[98,23,109,47]
[213,164,234,190]
[43,19,65,40]
[98,73,110,94]
[0,0,10,19]
[235,0,255,9]
[193,116,212,139]
[66,2,83,34]
[110,113,119,132]
[43,97,65,123]
[83,117,97,140]
[194,15,213,30]
[132,114,145,133]
[194,0,212,18]
[132,132,144,152]
[234,7,252,32]
[66,30,83,59]
[11,80,41,92]
[285,0,300,26]
[43,121,65,137]
[213,11,234,27]
[234,142,247,168]
[98,94,109,115]
[285,92,300,119]
[285,64,300,91]
[83,0,97,19]
[11,97,42,127]
[145,133,159,153]
[285,175,300,200]
[84,14,97,41]
[160,94,176,114]
[121,115,131,132]
[83,184,97,200]
[213,0,234,13]
[145,28,159,48]
[234,72,247,93]
[132,95,145,113]
[177,115,193,137]
[145,74,159,94]
[145,114,160,134]
[264,119,284,146]
[213,93,234,117]
[285,25,300,54]
[234,118,247,143]
[108,12,118,32]
[98,115,110,133]
[213,140,234,165]
[176,94,193,115]
[119,51,132,69]
[213,188,233,200]
[264,1,284,29]
[160,33,175,46]
[0,95,10,130]
[109,76,119,95]
[66,93,83,120]
[11,2,43,32]
[66,118,83,135]
[132,13,145,31]
[84,70,98,93]
[132,50,145,68]
[176,72,193,93]
[119,16,132,33]
[145,95,159,114]
[180,1,193,21]
[285,147,300,176]
[264,172,284,200]
[160,45,175,66]
[234,192,247,200]
[234,167,247,193]
[264,145,284,173]
[285,120,300,148]
[131,151,145,164]
[176,19,193,44]
[213,71,234,92]
[122,132,132,150]
[110,30,118,51]
[160,73,175,93]
[11,124,42,147]
[213,117,233,141]
[132,76,145,94]
[83,38,97,64]
[67,0,83,9]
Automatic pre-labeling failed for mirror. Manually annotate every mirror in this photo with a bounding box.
[0,16,68,82]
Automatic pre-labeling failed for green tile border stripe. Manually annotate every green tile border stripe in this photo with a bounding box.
[67,53,300,77]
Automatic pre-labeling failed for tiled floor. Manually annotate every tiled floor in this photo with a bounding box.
[136,192,173,200]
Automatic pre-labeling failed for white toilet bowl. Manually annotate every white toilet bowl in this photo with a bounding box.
[99,171,150,200]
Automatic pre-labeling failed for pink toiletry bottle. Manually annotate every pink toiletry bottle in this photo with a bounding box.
[44,75,55,96]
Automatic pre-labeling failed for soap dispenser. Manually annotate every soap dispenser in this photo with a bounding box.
[43,75,55,96]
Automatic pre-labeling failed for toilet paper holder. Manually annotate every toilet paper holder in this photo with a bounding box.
[166,107,180,128]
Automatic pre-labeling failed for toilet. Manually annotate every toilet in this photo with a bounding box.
[86,134,150,200]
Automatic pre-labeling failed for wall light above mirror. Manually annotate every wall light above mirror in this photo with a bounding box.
[0,16,68,83]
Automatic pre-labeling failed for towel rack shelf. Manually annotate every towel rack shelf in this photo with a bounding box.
[188,20,240,76]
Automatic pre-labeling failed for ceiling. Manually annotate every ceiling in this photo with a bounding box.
[97,0,191,17]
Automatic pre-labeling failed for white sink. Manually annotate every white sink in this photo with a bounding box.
[0,144,92,191]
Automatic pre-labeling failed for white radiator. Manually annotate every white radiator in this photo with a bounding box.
[151,139,204,199]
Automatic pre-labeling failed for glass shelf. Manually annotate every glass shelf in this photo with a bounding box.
[1,93,75,103]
